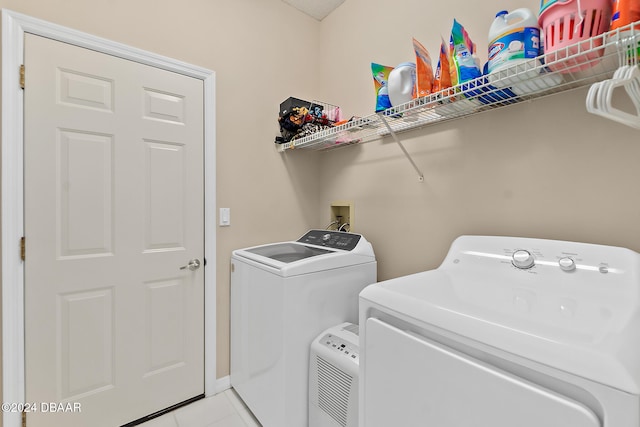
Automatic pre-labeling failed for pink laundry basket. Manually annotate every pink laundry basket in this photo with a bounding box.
[539,0,613,72]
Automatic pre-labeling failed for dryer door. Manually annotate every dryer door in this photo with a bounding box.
[362,318,602,427]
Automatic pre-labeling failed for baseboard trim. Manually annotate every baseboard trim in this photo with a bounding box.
[215,375,231,394]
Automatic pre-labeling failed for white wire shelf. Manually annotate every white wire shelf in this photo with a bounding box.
[277,21,640,153]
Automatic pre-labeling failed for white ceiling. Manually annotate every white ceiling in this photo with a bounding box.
[281,0,346,21]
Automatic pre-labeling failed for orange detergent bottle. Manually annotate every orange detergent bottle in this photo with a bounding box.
[611,0,640,30]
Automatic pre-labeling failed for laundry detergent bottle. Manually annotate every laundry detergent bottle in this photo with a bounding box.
[488,9,540,75]
[387,62,416,107]
[611,0,640,31]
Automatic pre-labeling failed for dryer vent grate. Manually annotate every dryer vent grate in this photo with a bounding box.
[316,355,353,427]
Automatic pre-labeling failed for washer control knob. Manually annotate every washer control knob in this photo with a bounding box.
[322,233,332,242]
[559,257,576,272]
[512,250,535,269]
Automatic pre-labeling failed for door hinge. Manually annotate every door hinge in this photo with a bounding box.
[20,236,26,261]
[20,64,25,89]
[22,411,27,427]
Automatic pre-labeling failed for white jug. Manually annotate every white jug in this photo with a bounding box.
[488,9,540,75]
[387,62,416,107]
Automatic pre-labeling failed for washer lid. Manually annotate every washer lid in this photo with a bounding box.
[244,242,332,263]
[360,235,640,394]
[232,230,376,276]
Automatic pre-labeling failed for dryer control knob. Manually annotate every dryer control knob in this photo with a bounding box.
[512,250,535,269]
[559,257,576,272]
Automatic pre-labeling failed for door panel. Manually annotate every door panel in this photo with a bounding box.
[59,288,115,400]
[143,88,185,124]
[145,140,186,251]
[24,33,204,427]
[58,129,114,258]
[58,68,114,111]
[363,318,601,427]
[145,278,187,375]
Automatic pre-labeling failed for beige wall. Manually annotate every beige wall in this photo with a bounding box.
[0,0,322,385]
[2,0,640,403]
[316,0,640,280]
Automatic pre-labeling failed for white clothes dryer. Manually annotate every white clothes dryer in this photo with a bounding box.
[359,235,640,427]
[231,230,376,427]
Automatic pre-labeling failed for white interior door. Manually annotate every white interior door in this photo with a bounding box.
[24,33,205,427]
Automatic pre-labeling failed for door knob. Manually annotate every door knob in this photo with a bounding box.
[180,259,201,271]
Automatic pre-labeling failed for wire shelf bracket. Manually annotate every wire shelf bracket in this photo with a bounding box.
[378,113,424,182]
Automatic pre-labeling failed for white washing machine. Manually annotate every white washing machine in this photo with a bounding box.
[231,230,376,427]
[359,235,640,427]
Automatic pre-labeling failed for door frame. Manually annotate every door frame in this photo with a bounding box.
[2,9,217,427]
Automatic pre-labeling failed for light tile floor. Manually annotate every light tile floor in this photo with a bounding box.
[138,389,261,427]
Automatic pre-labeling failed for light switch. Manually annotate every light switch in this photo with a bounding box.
[220,208,231,226]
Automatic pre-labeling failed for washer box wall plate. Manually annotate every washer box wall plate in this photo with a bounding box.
[330,201,354,231]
